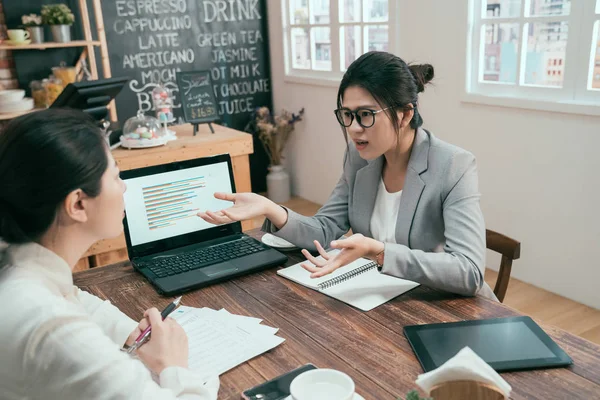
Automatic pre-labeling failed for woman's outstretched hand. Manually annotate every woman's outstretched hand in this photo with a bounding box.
[300,234,384,278]
[197,192,270,225]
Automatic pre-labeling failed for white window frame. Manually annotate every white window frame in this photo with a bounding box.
[282,0,397,87]
[464,0,600,116]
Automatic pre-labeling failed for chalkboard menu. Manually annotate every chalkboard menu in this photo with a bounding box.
[101,0,272,190]
[176,70,219,124]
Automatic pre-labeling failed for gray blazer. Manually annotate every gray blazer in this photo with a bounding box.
[263,128,496,299]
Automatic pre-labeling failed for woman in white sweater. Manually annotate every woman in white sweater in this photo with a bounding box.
[0,109,219,399]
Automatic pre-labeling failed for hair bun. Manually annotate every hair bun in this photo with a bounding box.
[408,63,435,93]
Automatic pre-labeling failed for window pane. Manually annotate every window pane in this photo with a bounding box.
[311,27,332,70]
[481,23,519,83]
[341,25,361,70]
[364,0,388,22]
[484,0,521,18]
[290,0,309,24]
[597,0,600,14]
[340,0,361,23]
[291,28,311,69]
[528,0,571,17]
[364,25,388,52]
[310,0,330,24]
[591,21,600,90]
[523,22,568,87]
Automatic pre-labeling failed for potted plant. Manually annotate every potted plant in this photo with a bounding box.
[399,390,432,400]
[246,106,304,203]
[21,13,43,44]
[41,4,75,43]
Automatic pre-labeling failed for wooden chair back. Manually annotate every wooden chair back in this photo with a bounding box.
[486,229,521,302]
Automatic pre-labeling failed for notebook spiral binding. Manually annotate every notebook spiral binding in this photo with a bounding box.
[318,262,378,290]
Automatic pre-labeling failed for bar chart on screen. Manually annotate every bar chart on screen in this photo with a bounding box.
[123,161,233,246]
[143,176,206,230]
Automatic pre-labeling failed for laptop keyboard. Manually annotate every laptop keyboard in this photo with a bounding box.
[142,239,267,278]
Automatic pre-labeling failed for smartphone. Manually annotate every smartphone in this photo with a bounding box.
[241,363,317,400]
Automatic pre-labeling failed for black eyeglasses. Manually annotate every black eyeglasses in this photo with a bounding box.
[334,104,415,128]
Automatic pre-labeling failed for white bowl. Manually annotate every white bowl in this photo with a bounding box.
[0,89,25,105]
[0,97,34,113]
[290,369,355,400]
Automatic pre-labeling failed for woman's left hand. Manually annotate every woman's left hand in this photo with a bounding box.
[301,233,384,278]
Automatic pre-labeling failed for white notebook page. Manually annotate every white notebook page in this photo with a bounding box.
[322,267,420,311]
[277,250,419,311]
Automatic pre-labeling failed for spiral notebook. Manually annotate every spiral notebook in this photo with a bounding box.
[277,250,420,311]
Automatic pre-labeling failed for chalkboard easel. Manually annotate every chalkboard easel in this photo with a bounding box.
[193,122,215,135]
[176,71,219,136]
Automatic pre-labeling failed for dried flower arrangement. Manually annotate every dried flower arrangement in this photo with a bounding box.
[246,106,305,166]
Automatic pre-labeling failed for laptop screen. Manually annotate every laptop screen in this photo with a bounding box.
[122,160,234,246]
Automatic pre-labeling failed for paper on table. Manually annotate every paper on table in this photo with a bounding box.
[171,305,196,318]
[415,347,511,398]
[211,308,279,335]
[174,306,275,335]
[172,307,284,382]
[217,308,263,326]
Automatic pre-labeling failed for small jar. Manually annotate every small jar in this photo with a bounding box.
[152,84,174,123]
[44,75,63,106]
[52,62,76,86]
[30,80,47,108]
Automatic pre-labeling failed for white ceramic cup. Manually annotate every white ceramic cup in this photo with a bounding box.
[7,29,30,42]
[290,369,355,400]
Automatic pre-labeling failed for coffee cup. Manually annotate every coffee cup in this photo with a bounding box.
[7,29,30,42]
[290,369,355,400]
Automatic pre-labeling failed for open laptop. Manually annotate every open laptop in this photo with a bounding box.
[120,154,288,295]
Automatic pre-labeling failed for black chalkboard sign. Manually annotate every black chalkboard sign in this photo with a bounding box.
[176,70,219,133]
[100,0,272,190]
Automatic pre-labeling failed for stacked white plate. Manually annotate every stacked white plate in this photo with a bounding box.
[261,233,299,251]
[0,89,34,114]
[119,135,170,149]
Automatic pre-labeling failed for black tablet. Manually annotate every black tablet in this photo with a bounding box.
[404,316,573,372]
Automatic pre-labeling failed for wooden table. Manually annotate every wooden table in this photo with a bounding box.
[73,230,600,400]
[77,123,254,270]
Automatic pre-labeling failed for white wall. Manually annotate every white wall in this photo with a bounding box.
[267,1,600,309]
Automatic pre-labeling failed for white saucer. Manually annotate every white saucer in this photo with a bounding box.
[283,394,364,400]
[5,39,31,46]
[119,135,169,149]
[164,128,177,141]
[261,233,298,250]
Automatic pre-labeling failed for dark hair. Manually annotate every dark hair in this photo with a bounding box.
[0,109,108,246]
[337,51,434,137]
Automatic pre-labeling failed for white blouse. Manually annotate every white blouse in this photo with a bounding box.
[0,241,219,400]
[370,178,402,244]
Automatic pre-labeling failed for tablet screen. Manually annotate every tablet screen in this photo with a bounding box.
[417,321,556,365]
[404,316,572,372]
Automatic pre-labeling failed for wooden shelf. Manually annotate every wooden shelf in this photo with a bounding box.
[0,108,43,121]
[0,0,114,119]
[0,40,101,50]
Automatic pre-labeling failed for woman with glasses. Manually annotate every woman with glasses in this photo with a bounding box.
[199,51,494,299]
